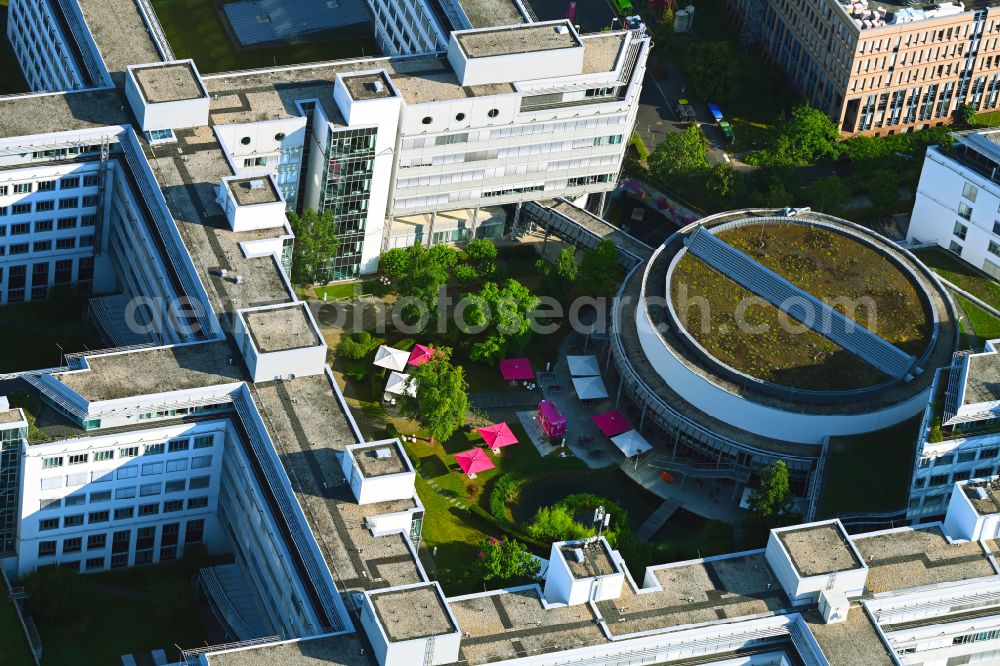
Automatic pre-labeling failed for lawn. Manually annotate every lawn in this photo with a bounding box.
[35,559,209,665]
[816,415,921,518]
[955,293,1000,345]
[0,296,105,373]
[150,0,379,74]
[914,247,1000,311]
[0,0,28,95]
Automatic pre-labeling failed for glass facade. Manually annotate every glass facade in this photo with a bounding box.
[319,127,378,280]
[0,422,27,554]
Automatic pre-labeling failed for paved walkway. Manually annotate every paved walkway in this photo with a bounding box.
[470,391,540,411]
[635,498,683,542]
[620,459,748,525]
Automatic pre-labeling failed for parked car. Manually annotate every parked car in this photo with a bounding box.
[719,120,735,142]
[707,102,724,122]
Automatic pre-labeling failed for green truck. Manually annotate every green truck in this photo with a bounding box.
[719,121,735,143]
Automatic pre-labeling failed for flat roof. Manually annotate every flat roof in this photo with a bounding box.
[0,90,129,139]
[853,526,995,594]
[57,343,244,401]
[804,608,895,665]
[456,22,581,58]
[964,353,1000,405]
[204,633,369,666]
[244,304,320,353]
[456,0,526,29]
[228,176,280,207]
[133,62,204,104]
[76,0,162,78]
[343,72,395,101]
[561,541,617,579]
[777,524,862,577]
[582,33,625,74]
[594,552,788,637]
[369,585,456,642]
[352,443,409,477]
[0,408,25,426]
[964,479,1000,514]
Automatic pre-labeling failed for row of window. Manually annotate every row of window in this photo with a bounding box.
[0,195,99,217]
[40,435,213,469]
[0,216,97,233]
[40,458,213,490]
[0,236,93,256]
[37,519,204,568]
[39,475,210,511]
[917,446,999,469]
[0,174,97,197]
[39,496,209,530]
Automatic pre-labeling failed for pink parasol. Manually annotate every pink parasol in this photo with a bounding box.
[477,423,519,450]
[499,358,534,381]
[591,410,632,438]
[407,344,435,366]
[454,448,495,476]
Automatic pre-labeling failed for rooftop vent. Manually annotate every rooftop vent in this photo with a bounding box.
[973,487,989,500]
[366,80,384,93]
[374,447,393,460]
[571,548,585,563]
[248,179,266,190]
[0,396,8,411]
[554,25,569,34]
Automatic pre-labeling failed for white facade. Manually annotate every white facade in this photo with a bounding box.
[124,60,210,133]
[542,538,626,607]
[360,583,462,666]
[218,175,287,232]
[764,521,869,606]
[341,439,416,506]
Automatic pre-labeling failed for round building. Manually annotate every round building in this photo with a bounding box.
[611,209,958,488]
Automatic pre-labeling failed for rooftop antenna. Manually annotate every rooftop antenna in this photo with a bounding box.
[593,505,611,541]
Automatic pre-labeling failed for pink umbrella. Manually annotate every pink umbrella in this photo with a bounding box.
[477,423,519,450]
[454,448,495,476]
[408,344,435,366]
[592,410,632,438]
[499,358,534,381]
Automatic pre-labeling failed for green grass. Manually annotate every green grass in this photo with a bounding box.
[150,0,378,74]
[0,297,105,373]
[915,247,1000,311]
[817,416,921,517]
[35,560,208,665]
[0,0,29,95]
[311,278,391,301]
[0,597,33,666]
[972,110,1000,127]
[955,293,1000,343]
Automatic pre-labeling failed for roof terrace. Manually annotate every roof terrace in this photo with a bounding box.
[777,523,863,577]
[369,584,456,642]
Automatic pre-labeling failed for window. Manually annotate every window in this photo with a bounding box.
[950,240,964,254]
[963,181,979,202]
[11,203,30,214]
[81,195,99,207]
[930,474,949,486]
[33,240,51,252]
[94,450,113,462]
[935,454,955,466]
[240,136,251,145]
[140,483,161,497]
[111,553,128,568]
[959,201,974,220]
[56,238,75,250]
[164,499,183,513]
[120,446,139,458]
[957,450,977,463]
[421,116,432,124]
[10,222,29,235]
[63,537,82,554]
[165,479,186,493]
[63,514,83,527]
[13,183,31,194]
[189,475,210,489]
[114,507,134,520]
[34,219,52,232]
[954,221,968,240]
[187,497,208,510]
[88,510,109,523]
[142,462,163,476]
[38,541,56,557]
[37,180,55,192]
[185,519,204,544]
[64,495,85,507]
[117,465,138,480]
[42,456,63,469]
[982,447,999,459]
[83,175,98,186]
[58,197,77,209]
[66,472,88,487]
[85,557,104,571]
[35,200,53,211]
[115,487,136,500]
[60,176,79,189]
[193,435,213,449]
[487,108,499,118]
[191,456,212,469]
[57,217,76,229]
[39,498,61,511]
[168,439,190,453]
[166,459,188,473]
[275,132,286,141]
[139,503,159,516]
[68,453,87,465]
[243,157,267,167]
[39,518,59,531]
[144,443,164,456]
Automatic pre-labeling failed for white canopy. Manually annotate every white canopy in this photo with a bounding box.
[385,371,417,397]
[610,430,653,457]
[567,355,601,377]
[373,345,410,372]
[571,374,608,400]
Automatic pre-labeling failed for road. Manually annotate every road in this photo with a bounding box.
[525,0,732,164]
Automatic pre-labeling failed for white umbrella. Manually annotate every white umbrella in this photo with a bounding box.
[373,345,410,372]
[610,430,653,457]
[571,374,608,400]
[385,371,417,397]
[567,355,600,377]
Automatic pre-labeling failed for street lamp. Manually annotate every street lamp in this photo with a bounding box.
[610,17,620,30]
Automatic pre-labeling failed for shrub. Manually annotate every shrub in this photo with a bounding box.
[380,248,410,278]
[928,424,944,443]
[339,330,373,360]
[453,264,479,284]
[489,473,525,525]
[527,505,593,542]
[23,564,93,622]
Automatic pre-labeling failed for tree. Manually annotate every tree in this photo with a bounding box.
[959,103,977,126]
[393,243,457,315]
[23,564,93,622]
[401,347,469,443]
[527,505,593,542]
[748,461,793,522]
[453,264,479,285]
[288,210,340,284]
[476,536,540,584]
[867,169,902,217]
[465,238,498,278]
[577,239,621,298]
[751,103,841,167]
[802,175,850,216]
[703,163,737,205]
[555,247,578,282]
[380,247,411,279]
[648,124,709,180]
[682,42,740,104]
[468,279,541,362]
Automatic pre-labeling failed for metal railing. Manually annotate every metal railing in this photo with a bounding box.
[181,635,282,665]
[133,0,175,61]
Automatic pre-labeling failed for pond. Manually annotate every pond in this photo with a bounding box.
[511,469,661,528]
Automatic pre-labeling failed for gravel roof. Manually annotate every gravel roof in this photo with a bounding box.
[243,304,320,353]
[456,23,580,58]
[352,442,410,477]
[370,585,456,642]
[777,524,862,577]
[133,62,204,103]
